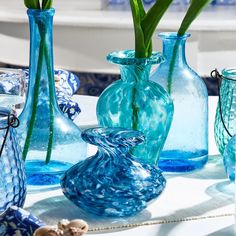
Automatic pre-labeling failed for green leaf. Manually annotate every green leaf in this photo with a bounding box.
[42,0,53,9]
[129,0,146,57]
[141,0,173,52]
[178,0,213,35]
[24,0,40,9]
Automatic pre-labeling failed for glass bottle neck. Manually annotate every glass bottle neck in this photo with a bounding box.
[120,64,151,83]
[24,10,59,111]
[162,37,188,67]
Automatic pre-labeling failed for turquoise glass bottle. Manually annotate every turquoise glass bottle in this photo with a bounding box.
[214,68,236,155]
[61,127,166,217]
[151,32,208,172]
[17,9,87,187]
[96,50,174,165]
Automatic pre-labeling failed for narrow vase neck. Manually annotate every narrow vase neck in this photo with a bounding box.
[120,64,151,83]
[25,9,59,111]
[161,34,188,68]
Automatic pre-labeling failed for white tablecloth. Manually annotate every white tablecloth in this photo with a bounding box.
[25,96,235,236]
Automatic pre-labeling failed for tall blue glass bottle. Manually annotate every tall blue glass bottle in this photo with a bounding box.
[151,32,208,172]
[17,9,87,187]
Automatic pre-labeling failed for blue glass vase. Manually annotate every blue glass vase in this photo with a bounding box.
[151,32,208,172]
[223,135,236,182]
[214,68,236,155]
[61,127,166,217]
[17,9,87,187]
[96,50,174,165]
[0,108,26,213]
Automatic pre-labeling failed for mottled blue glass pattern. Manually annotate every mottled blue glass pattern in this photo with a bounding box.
[61,127,166,217]
[0,108,26,213]
[214,68,236,155]
[17,9,87,188]
[223,135,236,182]
[151,32,208,172]
[96,50,174,165]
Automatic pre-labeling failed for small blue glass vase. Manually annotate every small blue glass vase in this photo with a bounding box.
[96,50,174,165]
[61,127,166,217]
[0,108,26,213]
[214,68,236,155]
[223,135,236,182]
[151,32,208,172]
[17,9,87,188]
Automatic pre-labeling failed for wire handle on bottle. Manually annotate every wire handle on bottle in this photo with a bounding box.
[211,69,233,138]
[0,113,20,157]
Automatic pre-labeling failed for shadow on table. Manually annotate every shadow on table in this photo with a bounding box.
[207,225,235,236]
[25,195,152,233]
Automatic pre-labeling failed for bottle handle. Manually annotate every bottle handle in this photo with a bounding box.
[0,113,20,158]
[211,69,232,138]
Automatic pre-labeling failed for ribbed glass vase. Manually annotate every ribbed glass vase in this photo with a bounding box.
[214,68,236,155]
[96,50,174,165]
[17,9,87,188]
[0,108,26,213]
[151,32,208,172]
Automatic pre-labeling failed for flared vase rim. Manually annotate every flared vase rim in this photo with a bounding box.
[0,68,25,80]
[27,8,55,16]
[221,67,236,81]
[82,127,145,147]
[158,32,191,39]
[107,50,165,66]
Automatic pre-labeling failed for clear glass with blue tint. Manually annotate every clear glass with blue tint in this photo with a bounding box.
[151,32,208,172]
[0,108,26,213]
[223,135,236,182]
[96,50,174,165]
[61,127,166,217]
[214,68,236,155]
[16,9,87,188]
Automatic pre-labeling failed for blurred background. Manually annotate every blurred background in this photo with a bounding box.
[0,0,235,96]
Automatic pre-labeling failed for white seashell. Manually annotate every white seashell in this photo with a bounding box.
[58,219,70,230]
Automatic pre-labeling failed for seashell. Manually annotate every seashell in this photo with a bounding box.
[63,227,84,236]
[66,220,88,233]
[34,226,62,236]
[58,219,70,230]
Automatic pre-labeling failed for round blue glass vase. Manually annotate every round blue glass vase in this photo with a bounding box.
[151,32,208,172]
[61,127,166,217]
[96,50,174,165]
[223,135,236,182]
[214,68,236,155]
[17,9,87,187]
[0,108,26,213]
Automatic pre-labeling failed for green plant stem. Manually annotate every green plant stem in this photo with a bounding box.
[131,86,139,130]
[22,20,54,164]
[167,40,179,94]
[44,45,54,164]
[22,24,45,160]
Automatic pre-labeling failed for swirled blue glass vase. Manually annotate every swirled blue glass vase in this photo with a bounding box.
[214,68,236,155]
[17,9,87,188]
[61,127,166,217]
[151,32,208,172]
[0,108,26,213]
[223,135,236,182]
[96,50,174,165]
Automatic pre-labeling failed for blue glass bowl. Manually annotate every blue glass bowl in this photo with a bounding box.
[61,127,166,217]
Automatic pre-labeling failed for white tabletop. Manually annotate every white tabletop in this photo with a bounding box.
[25,96,235,236]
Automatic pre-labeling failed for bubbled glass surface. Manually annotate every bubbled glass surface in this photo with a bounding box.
[96,50,174,165]
[151,32,208,172]
[61,127,166,217]
[223,135,236,182]
[0,108,26,213]
[214,68,236,155]
[17,9,87,188]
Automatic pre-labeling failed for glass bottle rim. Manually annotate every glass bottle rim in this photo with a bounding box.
[222,67,236,81]
[27,8,55,16]
[107,50,165,66]
[158,32,191,39]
